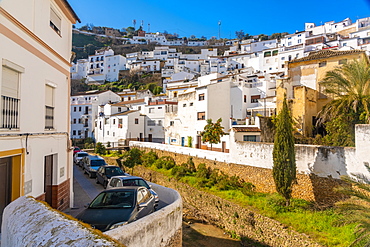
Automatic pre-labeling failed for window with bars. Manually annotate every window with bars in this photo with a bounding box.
[45,85,54,129]
[1,66,20,129]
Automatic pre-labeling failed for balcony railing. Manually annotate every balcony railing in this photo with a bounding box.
[1,95,19,129]
[45,106,54,129]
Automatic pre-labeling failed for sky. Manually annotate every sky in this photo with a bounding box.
[68,0,370,39]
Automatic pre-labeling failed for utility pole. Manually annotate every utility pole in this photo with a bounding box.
[148,23,150,33]
[218,20,221,39]
[133,19,136,30]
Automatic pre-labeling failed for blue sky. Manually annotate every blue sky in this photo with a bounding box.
[68,0,370,39]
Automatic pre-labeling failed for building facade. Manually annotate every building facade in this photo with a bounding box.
[0,0,79,223]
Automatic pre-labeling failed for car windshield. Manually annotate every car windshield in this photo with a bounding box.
[105,167,124,176]
[89,191,135,208]
[78,153,88,157]
[91,160,106,167]
[121,179,150,189]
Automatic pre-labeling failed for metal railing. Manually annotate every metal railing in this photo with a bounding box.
[1,95,19,129]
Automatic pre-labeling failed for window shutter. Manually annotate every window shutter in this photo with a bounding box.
[50,8,61,30]
[2,67,19,98]
[45,85,54,107]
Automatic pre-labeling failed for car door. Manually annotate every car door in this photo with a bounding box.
[97,167,103,184]
[137,188,154,219]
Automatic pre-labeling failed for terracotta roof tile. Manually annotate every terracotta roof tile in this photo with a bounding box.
[232,127,261,132]
[289,49,365,64]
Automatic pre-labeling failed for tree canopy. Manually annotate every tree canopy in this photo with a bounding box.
[318,58,370,146]
[200,118,225,147]
[272,95,296,206]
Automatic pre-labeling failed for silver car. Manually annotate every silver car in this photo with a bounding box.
[73,151,89,166]
[107,176,159,208]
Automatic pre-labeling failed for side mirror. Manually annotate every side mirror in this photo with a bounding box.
[139,202,148,208]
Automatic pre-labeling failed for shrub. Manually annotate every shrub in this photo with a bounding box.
[171,166,188,179]
[142,150,158,167]
[196,163,210,179]
[95,142,106,155]
[161,156,176,170]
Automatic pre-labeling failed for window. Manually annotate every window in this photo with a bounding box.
[78,106,81,112]
[73,107,76,112]
[78,118,82,124]
[135,118,139,124]
[183,104,186,107]
[198,93,205,101]
[1,66,20,129]
[105,118,109,124]
[251,95,260,103]
[170,121,174,126]
[73,118,76,124]
[50,7,61,35]
[243,135,257,142]
[45,85,54,129]
[73,130,76,135]
[78,130,81,135]
[158,120,162,126]
[190,102,193,106]
[298,39,302,44]
[319,61,327,67]
[197,112,206,120]
[147,120,155,126]
[118,107,121,112]
[244,95,247,103]
[113,119,116,125]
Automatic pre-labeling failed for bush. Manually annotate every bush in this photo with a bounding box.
[142,150,158,167]
[95,142,106,155]
[171,166,189,179]
[196,163,210,179]
[161,156,176,170]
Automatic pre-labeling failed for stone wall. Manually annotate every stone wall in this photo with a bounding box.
[131,165,322,247]
[2,184,182,247]
[1,196,121,247]
[132,146,347,205]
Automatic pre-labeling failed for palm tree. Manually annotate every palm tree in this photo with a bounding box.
[318,58,370,146]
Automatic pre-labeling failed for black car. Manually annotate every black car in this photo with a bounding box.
[95,165,128,188]
[107,176,159,209]
[76,187,156,232]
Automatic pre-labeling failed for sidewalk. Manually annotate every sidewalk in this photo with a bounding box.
[64,165,101,218]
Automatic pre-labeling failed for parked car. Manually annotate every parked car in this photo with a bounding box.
[76,187,156,232]
[73,151,89,166]
[81,155,107,178]
[73,146,81,154]
[95,165,128,189]
[107,176,159,208]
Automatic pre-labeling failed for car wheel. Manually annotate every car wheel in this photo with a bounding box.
[95,177,99,184]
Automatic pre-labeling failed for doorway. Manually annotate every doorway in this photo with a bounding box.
[0,157,12,228]
[44,155,53,207]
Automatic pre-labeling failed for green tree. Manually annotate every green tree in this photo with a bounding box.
[336,164,370,246]
[235,30,245,40]
[318,58,370,146]
[200,118,225,149]
[122,148,143,174]
[95,142,106,155]
[272,95,296,206]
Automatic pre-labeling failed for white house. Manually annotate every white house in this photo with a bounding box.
[71,90,121,141]
[95,103,144,146]
[0,0,79,219]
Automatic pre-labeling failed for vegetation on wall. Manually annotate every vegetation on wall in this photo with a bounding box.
[272,95,296,206]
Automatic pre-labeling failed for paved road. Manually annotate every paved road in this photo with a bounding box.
[64,164,168,218]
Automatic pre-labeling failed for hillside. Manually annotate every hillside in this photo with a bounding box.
[72,32,227,62]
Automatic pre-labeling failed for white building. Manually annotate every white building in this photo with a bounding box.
[95,103,144,146]
[71,48,127,83]
[71,90,121,141]
[0,0,79,218]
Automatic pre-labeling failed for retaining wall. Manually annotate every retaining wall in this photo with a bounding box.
[1,185,182,247]
[129,142,352,204]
